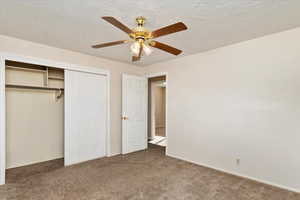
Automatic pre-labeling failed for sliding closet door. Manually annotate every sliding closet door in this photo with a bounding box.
[65,70,107,166]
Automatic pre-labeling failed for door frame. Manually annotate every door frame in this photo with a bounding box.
[146,72,168,154]
[0,53,111,185]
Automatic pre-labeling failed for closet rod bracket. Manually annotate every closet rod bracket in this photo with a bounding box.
[55,89,63,100]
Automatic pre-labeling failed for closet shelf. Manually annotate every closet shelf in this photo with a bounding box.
[6,84,64,91]
[48,76,64,80]
[6,66,47,73]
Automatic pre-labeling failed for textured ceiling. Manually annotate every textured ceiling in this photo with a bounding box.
[1,0,300,66]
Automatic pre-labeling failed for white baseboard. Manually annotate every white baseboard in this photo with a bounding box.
[166,152,300,194]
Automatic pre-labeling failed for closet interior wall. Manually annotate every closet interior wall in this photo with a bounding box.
[148,76,166,139]
[153,85,166,137]
[5,61,64,169]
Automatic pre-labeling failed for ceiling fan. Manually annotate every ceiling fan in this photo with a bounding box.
[92,16,188,62]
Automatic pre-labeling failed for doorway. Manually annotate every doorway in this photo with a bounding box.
[121,73,167,155]
[148,75,167,147]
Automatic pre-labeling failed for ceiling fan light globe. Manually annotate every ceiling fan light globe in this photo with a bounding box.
[143,44,153,56]
[130,42,140,56]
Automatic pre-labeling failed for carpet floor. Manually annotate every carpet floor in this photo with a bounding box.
[0,145,299,200]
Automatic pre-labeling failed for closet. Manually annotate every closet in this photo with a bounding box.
[5,61,65,169]
[2,59,108,180]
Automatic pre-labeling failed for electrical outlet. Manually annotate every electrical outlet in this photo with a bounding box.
[236,158,240,166]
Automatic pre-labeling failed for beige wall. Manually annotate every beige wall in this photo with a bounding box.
[0,35,143,156]
[6,67,64,168]
[144,28,300,191]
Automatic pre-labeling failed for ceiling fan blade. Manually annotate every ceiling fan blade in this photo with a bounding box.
[102,16,133,34]
[151,22,187,38]
[92,40,128,48]
[149,41,182,55]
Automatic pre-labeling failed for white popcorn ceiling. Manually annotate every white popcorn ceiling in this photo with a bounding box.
[0,0,300,66]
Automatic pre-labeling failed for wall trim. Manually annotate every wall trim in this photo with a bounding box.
[0,52,111,185]
[0,55,5,185]
[166,152,300,194]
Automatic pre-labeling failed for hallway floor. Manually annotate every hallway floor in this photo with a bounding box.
[0,145,299,200]
[149,136,167,147]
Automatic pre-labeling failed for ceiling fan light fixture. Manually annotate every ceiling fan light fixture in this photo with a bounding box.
[130,41,140,56]
[143,43,153,56]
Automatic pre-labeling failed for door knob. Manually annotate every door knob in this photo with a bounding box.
[122,116,129,120]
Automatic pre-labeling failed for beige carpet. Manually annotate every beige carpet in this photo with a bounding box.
[0,145,299,200]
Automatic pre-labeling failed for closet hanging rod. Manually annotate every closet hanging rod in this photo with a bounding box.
[5,84,64,91]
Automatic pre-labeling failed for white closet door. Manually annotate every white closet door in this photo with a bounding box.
[122,74,147,154]
[65,70,107,166]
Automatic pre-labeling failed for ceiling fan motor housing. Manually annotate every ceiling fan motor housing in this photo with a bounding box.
[130,17,152,42]
[136,16,146,26]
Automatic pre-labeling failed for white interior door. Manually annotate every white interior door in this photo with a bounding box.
[122,74,147,154]
[65,70,107,165]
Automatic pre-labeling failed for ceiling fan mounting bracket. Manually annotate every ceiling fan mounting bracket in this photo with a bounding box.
[136,16,146,26]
